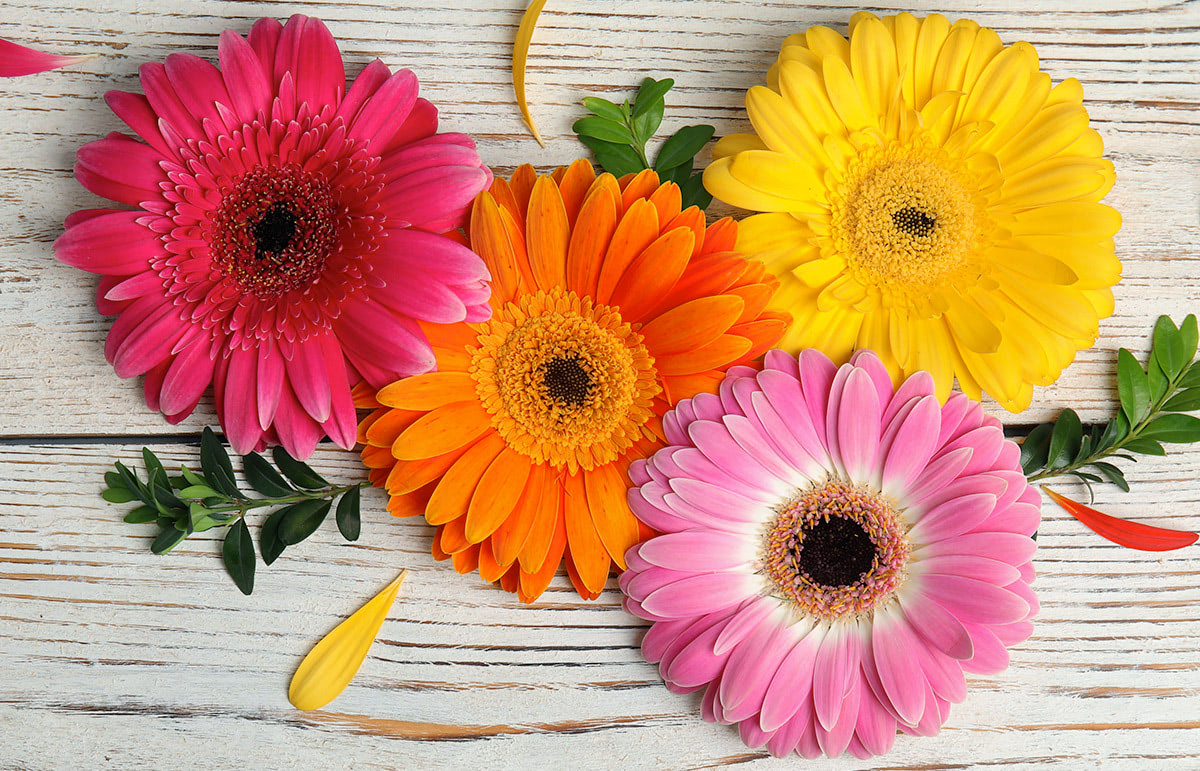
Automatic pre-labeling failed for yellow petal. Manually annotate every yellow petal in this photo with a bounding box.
[912,13,953,107]
[850,15,899,119]
[289,570,408,711]
[512,0,548,148]
[712,132,768,160]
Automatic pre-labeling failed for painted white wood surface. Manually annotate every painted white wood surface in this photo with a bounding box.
[0,0,1198,767]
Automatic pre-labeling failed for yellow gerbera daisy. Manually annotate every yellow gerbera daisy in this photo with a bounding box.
[704,11,1122,411]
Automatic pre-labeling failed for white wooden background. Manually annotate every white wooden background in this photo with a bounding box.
[1,0,1198,767]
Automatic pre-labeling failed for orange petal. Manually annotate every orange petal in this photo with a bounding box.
[351,382,381,409]
[583,462,639,570]
[656,334,753,376]
[386,441,473,496]
[646,181,683,225]
[439,515,473,554]
[518,467,564,573]
[470,193,522,301]
[619,169,662,210]
[365,407,422,448]
[465,448,534,543]
[431,525,449,561]
[509,164,537,218]
[595,199,660,305]
[526,176,570,290]
[662,370,727,404]
[563,472,610,594]
[565,551,602,601]
[556,159,596,226]
[566,180,619,298]
[610,227,696,321]
[421,319,481,352]
[386,488,430,519]
[491,462,549,566]
[498,562,521,593]
[664,206,708,258]
[425,433,506,525]
[377,371,478,411]
[728,283,774,323]
[702,217,739,254]
[640,295,745,354]
[489,177,524,224]
[478,539,508,583]
[451,544,480,575]
[518,511,567,602]
[730,316,790,361]
[392,401,492,461]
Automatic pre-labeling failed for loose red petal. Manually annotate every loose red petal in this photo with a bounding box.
[1043,488,1199,551]
[0,37,91,77]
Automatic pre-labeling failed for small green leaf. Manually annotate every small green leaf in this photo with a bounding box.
[114,461,151,506]
[1179,315,1198,363]
[151,527,187,555]
[1019,423,1054,474]
[102,486,139,503]
[105,471,125,489]
[632,77,674,117]
[1163,388,1200,413]
[191,515,221,533]
[632,97,664,146]
[660,160,693,187]
[179,484,220,500]
[582,96,625,123]
[200,427,241,499]
[1116,348,1151,425]
[260,508,288,566]
[679,172,712,210]
[1147,356,1169,402]
[272,446,328,489]
[1152,316,1187,380]
[180,465,207,487]
[1140,413,1200,443]
[277,499,333,545]
[222,519,256,595]
[1046,408,1082,470]
[142,448,167,487]
[122,505,158,524]
[1089,461,1130,492]
[1122,437,1166,456]
[243,451,294,497]
[654,125,715,173]
[336,487,362,542]
[578,136,644,178]
[572,116,636,144]
[1094,412,1130,453]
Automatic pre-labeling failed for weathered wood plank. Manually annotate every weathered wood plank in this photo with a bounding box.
[0,441,1198,767]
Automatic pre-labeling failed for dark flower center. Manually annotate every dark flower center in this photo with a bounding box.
[891,206,937,238]
[541,355,593,407]
[209,164,339,299]
[253,203,299,256]
[795,516,877,588]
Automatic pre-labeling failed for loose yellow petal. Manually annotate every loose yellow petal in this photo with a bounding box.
[512,0,548,148]
[289,570,408,711]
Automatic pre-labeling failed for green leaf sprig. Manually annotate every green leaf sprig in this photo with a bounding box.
[1022,315,1200,497]
[573,77,715,210]
[103,427,369,595]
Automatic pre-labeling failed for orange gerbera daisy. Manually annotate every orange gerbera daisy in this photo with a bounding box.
[357,160,789,602]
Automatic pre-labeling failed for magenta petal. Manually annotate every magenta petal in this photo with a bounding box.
[139,61,204,140]
[336,298,435,386]
[256,339,284,431]
[386,98,441,151]
[871,608,927,725]
[159,338,215,415]
[375,228,489,284]
[381,165,489,232]
[641,572,754,618]
[217,30,272,121]
[285,336,333,423]
[276,15,344,109]
[0,37,89,77]
[247,17,283,79]
[55,211,161,275]
[318,335,357,450]
[272,379,323,460]
[347,68,418,150]
[111,302,188,378]
[163,53,232,128]
[104,91,174,157]
[222,347,265,454]
[76,136,167,207]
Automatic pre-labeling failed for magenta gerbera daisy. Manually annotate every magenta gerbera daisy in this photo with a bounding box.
[620,349,1040,758]
[55,14,492,458]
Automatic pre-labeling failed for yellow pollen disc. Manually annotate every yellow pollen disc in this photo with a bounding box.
[831,137,992,313]
[470,287,661,472]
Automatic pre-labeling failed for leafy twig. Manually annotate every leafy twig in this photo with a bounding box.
[1022,315,1200,498]
[573,77,715,210]
[103,427,368,595]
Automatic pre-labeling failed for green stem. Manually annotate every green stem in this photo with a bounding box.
[198,480,371,520]
[1028,371,1181,483]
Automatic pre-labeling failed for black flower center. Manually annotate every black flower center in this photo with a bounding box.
[891,206,937,238]
[541,355,593,407]
[796,516,878,588]
[253,202,299,257]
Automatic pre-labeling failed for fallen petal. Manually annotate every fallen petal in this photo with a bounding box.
[288,570,408,710]
[0,37,92,77]
[1044,488,1199,551]
[512,0,548,147]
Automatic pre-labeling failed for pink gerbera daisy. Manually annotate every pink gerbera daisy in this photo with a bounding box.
[55,14,492,458]
[620,349,1040,758]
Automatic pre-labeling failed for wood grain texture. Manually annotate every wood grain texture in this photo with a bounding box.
[0,0,1198,767]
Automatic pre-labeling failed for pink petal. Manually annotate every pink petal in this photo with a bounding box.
[881,370,936,428]
[815,670,861,757]
[217,30,272,121]
[103,272,163,302]
[636,530,754,573]
[763,348,800,378]
[854,685,899,756]
[641,617,699,664]
[664,617,736,689]
[797,348,836,446]
[881,395,942,496]
[960,622,1011,674]
[941,426,1005,477]
[627,486,693,534]
[920,575,1031,625]
[55,211,161,275]
[872,607,927,725]
[914,640,967,703]
[760,625,823,732]
[0,37,89,77]
[719,621,792,722]
[916,531,1037,565]
[812,621,861,731]
[641,572,756,618]
[909,492,998,542]
[688,420,779,492]
[903,446,973,506]
[723,413,797,484]
[380,165,489,232]
[104,295,162,363]
[921,554,1022,585]
[386,98,441,151]
[714,597,781,656]
[898,591,975,660]
[75,136,166,207]
[346,68,418,150]
[669,477,768,518]
[755,369,829,468]
[746,390,822,475]
[849,349,894,405]
[836,366,882,480]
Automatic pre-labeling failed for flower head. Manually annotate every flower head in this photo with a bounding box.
[55,15,492,458]
[621,349,1040,758]
[358,160,789,602]
[704,12,1121,411]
